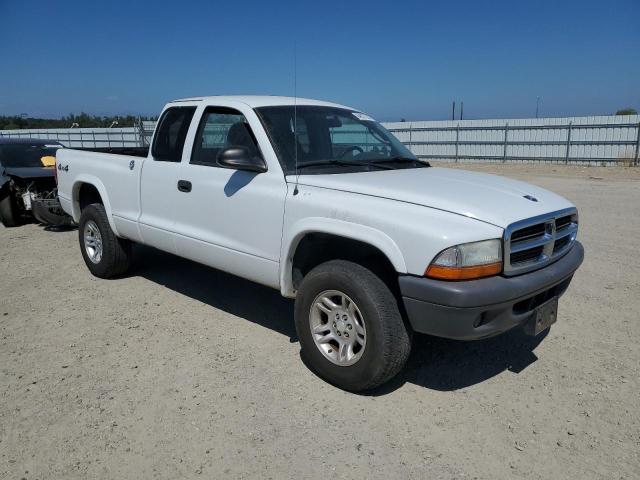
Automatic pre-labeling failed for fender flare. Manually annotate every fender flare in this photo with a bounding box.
[279,217,407,297]
[71,175,120,236]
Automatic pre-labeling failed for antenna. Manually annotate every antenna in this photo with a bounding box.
[293,43,299,195]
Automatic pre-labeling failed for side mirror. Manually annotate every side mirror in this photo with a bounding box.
[217,147,267,173]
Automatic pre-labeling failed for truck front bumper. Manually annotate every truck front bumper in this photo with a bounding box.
[399,242,584,340]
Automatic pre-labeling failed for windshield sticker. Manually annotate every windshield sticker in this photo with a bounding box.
[352,112,376,122]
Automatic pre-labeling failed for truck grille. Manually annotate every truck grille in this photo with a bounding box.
[503,208,578,276]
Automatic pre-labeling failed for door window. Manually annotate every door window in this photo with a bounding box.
[152,106,196,162]
[191,108,261,166]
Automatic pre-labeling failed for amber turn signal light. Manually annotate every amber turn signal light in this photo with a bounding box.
[425,261,503,281]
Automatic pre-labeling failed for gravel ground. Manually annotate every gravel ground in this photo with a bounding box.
[1,164,638,479]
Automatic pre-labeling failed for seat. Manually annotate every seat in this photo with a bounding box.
[226,122,258,158]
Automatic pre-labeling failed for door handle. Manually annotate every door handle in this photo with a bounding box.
[177,180,192,193]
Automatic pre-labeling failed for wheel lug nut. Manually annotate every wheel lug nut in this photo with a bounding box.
[333,322,337,328]
[344,332,349,338]
[347,324,352,330]
[336,331,341,336]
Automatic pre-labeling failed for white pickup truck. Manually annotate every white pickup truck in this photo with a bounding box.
[57,96,584,391]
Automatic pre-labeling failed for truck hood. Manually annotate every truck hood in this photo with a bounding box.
[292,167,574,228]
[2,166,55,179]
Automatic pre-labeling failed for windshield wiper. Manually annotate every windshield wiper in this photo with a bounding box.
[370,156,430,167]
[295,159,394,171]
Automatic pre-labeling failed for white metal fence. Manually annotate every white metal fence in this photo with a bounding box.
[385,115,640,166]
[1,115,639,165]
[0,121,155,149]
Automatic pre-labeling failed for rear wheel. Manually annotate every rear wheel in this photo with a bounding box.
[295,260,411,392]
[78,203,132,278]
[0,191,21,227]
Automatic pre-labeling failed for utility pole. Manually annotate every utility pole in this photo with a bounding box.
[452,101,456,121]
[535,96,541,118]
[460,102,464,120]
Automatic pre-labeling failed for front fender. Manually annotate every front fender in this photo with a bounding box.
[71,175,120,236]
[279,217,407,297]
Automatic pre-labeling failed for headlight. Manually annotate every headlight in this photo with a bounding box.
[425,239,502,280]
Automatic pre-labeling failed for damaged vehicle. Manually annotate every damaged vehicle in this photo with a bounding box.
[0,137,73,227]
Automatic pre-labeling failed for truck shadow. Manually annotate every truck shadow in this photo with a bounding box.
[133,246,297,341]
[133,245,547,395]
[366,329,546,395]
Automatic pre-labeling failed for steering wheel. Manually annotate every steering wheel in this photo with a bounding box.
[338,145,364,158]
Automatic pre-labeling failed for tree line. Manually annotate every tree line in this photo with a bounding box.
[1,113,157,130]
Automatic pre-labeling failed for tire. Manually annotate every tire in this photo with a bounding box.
[295,259,411,392]
[0,191,22,227]
[78,203,132,278]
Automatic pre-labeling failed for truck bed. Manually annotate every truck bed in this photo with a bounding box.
[76,146,149,157]
[56,148,143,238]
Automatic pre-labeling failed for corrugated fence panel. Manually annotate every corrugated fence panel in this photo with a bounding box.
[0,127,142,148]
[384,114,640,165]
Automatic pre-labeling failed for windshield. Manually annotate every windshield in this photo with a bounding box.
[255,106,426,174]
[0,143,62,168]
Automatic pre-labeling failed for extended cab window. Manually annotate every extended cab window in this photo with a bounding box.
[152,106,196,162]
[191,107,261,166]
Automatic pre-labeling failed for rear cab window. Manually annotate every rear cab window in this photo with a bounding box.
[152,106,197,162]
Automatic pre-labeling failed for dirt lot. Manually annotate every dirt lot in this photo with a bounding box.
[1,164,639,479]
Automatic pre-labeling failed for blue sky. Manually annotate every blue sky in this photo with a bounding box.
[0,0,638,121]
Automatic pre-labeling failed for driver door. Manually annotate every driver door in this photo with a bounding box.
[173,106,287,288]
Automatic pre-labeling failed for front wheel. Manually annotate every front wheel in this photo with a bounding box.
[295,260,411,392]
[78,203,132,278]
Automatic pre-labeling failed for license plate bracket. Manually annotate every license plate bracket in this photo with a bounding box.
[524,297,558,336]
